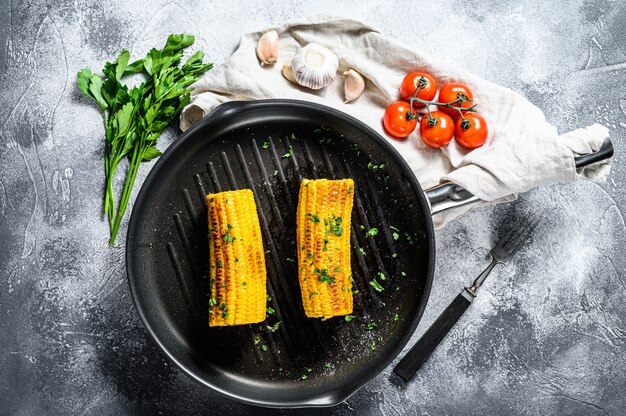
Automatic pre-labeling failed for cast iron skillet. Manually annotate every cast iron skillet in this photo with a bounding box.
[126,99,613,408]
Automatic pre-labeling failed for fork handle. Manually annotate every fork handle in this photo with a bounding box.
[394,289,475,382]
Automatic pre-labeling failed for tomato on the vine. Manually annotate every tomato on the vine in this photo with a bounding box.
[418,111,455,148]
[400,72,437,106]
[454,113,488,149]
[438,82,474,118]
[383,101,417,139]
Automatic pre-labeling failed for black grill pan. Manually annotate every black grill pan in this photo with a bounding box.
[126,99,436,407]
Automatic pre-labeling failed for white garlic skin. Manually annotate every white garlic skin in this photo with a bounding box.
[343,69,365,103]
[290,43,339,90]
[282,63,297,83]
[256,30,279,66]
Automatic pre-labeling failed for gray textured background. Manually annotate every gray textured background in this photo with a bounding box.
[0,0,625,415]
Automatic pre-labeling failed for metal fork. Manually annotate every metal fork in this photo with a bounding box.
[393,208,543,382]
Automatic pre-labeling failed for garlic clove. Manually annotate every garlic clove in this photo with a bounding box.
[343,69,365,103]
[282,63,297,83]
[256,30,279,66]
[290,43,339,90]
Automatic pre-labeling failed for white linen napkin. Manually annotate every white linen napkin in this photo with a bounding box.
[180,17,611,228]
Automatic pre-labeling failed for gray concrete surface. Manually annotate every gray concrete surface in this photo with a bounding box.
[0,0,625,415]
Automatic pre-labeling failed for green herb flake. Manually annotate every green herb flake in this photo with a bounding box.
[282,146,293,158]
[306,213,321,223]
[286,257,295,263]
[377,271,386,281]
[370,340,376,351]
[261,344,268,351]
[401,271,407,277]
[267,321,281,332]
[392,253,398,258]
[314,268,335,284]
[217,260,224,268]
[393,313,399,321]
[370,278,384,292]
[309,291,319,299]
[209,298,217,306]
[261,140,270,149]
[254,336,261,345]
[267,307,275,315]
[301,374,308,380]
[345,314,355,322]
[223,231,236,243]
[242,281,246,286]
[366,228,379,237]
[274,170,278,176]
[325,362,332,369]
[392,232,400,241]
[359,247,366,256]
[290,132,299,141]
[366,322,377,331]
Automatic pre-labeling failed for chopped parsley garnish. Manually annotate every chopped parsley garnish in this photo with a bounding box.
[223,231,236,243]
[377,271,386,281]
[404,232,415,245]
[222,311,229,318]
[301,245,306,251]
[325,362,332,369]
[366,322,377,330]
[301,374,308,380]
[219,302,226,309]
[370,340,376,351]
[267,307,275,315]
[306,252,314,259]
[286,257,295,263]
[359,247,366,255]
[327,214,343,236]
[392,253,398,258]
[235,257,239,262]
[314,268,334,284]
[209,298,217,306]
[393,313,399,321]
[370,278,384,292]
[282,146,293,158]
[221,281,227,288]
[306,213,320,223]
[347,187,353,194]
[267,321,281,332]
[365,228,379,237]
[345,314,355,322]
[290,132,299,141]
[273,170,278,176]
[261,140,270,149]
[242,281,246,286]
[401,271,407,277]
[209,197,215,203]
[390,225,399,231]
[217,260,224,268]
[392,232,400,241]
[309,291,319,299]
[367,162,385,171]
[261,344,268,351]
[322,238,329,252]
[254,336,261,345]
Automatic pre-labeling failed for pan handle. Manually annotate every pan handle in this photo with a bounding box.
[426,139,614,215]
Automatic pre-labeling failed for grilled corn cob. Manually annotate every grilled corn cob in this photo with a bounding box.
[296,178,354,319]
[206,189,267,326]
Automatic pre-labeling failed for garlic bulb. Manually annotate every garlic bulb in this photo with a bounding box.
[256,30,279,66]
[282,63,297,83]
[343,69,365,103]
[290,43,339,90]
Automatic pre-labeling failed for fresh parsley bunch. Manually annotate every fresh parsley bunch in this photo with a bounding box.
[77,34,212,245]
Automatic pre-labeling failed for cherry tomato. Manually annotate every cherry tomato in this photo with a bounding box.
[438,82,474,118]
[383,101,417,139]
[418,111,455,148]
[454,113,488,149]
[400,72,437,107]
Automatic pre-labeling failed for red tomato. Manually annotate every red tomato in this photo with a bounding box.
[419,111,454,148]
[383,101,417,138]
[454,113,488,149]
[438,82,474,118]
[400,72,437,107]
